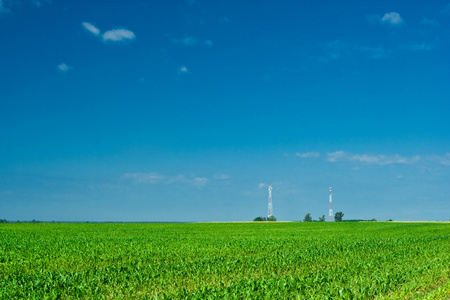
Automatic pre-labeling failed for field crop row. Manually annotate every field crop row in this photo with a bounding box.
[0,222,449,299]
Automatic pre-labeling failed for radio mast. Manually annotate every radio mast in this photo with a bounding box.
[329,186,334,222]
[268,186,273,218]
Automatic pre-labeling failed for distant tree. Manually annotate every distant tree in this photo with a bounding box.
[334,212,344,222]
[268,215,277,222]
[0,219,7,223]
[371,218,377,222]
[253,216,264,221]
[318,215,326,222]
[303,213,312,222]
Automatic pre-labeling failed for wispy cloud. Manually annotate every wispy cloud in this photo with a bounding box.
[427,153,450,166]
[326,151,420,165]
[439,153,450,166]
[0,0,11,14]
[440,3,450,14]
[296,151,450,167]
[219,17,230,23]
[82,22,136,43]
[381,12,404,25]
[82,22,100,36]
[102,28,135,42]
[319,40,390,62]
[57,63,70,72]
[171,36,213,47]
[172,36,198,46]
[123,172,210,187]
[358,45,388,59]
[321,40,389,61]
[166,174,189,184]
[258,183,268,189]
[296,152,320,158]
[408,43,434,51]
[194,177,208,187]
[322,40,344,60]
[214,174,230,180]
[32,0,46,8]
[420,18,439,26]
[123,172,165,184]
[1,0,49,14]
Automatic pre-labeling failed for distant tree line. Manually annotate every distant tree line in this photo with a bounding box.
[253,216,277,222]
[0,219,42,223]
[301,213,333,222]
[300,212,385,222]
[301,212,345,222]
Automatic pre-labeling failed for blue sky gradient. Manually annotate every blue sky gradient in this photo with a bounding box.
[1,0,449,221]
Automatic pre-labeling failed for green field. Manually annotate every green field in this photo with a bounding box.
[1,222,449,299]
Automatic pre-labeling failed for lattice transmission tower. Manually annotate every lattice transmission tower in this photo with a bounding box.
[329,186,334,222]
[268,186,273,218]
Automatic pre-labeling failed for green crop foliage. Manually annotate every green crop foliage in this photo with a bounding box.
[0,222,449,299]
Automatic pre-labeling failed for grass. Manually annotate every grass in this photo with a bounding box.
[0,222,449,299]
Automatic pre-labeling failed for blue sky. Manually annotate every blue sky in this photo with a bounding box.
[1,0,449,222]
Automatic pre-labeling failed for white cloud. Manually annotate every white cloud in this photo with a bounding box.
[258,183,267,189]
[123,172,165,184]
[326,151,420,165]
[167,175,189,184]
[381,12,403,25]
[82,22,100,36]
[82,23,136,43]
[326,151,346,162]
[57,63,70,72]
[194,177,208,187]
[214,174,230,180]
[124,172,210,187]
[295,152,320,158]
[182,37,196,45]
[429,153,450,166]
[324,152,450,168]
[178,66,189,74]
[102,28,135,42]
[440,154,450,166]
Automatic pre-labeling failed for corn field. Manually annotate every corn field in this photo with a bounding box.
[1,222,449,299]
